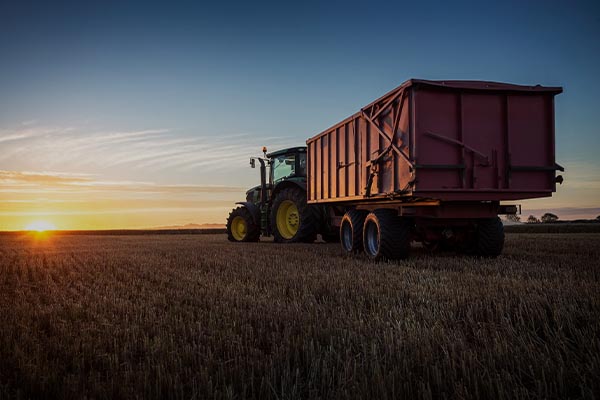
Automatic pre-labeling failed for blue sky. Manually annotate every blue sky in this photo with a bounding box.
[0,0,599,228]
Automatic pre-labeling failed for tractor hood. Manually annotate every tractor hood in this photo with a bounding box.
[245,185,261,195]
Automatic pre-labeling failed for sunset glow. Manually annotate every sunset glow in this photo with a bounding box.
[25,221,56,232]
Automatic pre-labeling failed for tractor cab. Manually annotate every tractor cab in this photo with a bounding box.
[245,146,307,205]
[267,146,307,184]
[228,146,319,243]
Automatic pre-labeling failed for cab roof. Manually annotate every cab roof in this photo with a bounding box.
[266,146,306,158]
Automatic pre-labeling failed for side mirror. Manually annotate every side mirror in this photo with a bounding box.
[250,158,256,168]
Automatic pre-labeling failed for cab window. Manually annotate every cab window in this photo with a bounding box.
[272,154,296,182]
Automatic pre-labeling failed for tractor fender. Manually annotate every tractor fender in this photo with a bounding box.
[235,202,260,226]
[270,180,306,202]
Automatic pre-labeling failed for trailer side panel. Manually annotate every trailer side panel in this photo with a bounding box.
[307,79,562,204]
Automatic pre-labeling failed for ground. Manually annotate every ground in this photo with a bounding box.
[1,232,599,399]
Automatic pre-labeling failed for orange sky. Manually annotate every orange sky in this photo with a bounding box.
[0,169,246,230]
[1,158,598,230]
[1,124,599,230]
[0,125,298,231]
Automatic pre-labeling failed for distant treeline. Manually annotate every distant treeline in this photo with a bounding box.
[0,229,227,236]
[505,222,600,234]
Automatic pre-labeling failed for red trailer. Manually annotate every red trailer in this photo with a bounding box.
[306,79,563,260]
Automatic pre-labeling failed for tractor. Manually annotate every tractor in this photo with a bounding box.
[226,146,335,243]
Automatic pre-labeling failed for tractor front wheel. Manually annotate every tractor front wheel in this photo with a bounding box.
[226,206,260,242]
[271,187,317,243]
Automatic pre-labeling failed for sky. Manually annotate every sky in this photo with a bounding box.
[1,0,599,230]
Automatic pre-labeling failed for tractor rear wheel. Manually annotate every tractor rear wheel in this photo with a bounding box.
[340,209,368,253]
[475,217,504,257]
[226,206,260,242]
[363,209,411,261]
[271,187,317,243]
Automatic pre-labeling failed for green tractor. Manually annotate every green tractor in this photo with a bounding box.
[226,146,337,243]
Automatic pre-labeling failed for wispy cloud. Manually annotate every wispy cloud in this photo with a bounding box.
[0,207,231,217]
[0,170,94,185]
[0,133,28,143]
[0,170,244,194]
[0,124,296,173]
[0,126,59,144]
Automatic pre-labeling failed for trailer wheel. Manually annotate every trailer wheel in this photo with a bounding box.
[226,206,260,242]
[475,217,504,257]
[340,210,368,253]
[271,187,317,243]
[363,209,411,261]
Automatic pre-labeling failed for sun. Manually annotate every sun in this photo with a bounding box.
[25,221,57,232]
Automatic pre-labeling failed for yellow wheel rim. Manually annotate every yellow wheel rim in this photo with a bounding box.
[276,200,300,239]
[231,216,247,241]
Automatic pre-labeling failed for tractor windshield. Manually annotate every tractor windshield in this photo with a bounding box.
[272,154,297,182]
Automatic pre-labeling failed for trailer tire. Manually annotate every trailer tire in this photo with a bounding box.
[363,209,411,261]
[271,187,317,243]
[340,210,368,253]
[476,217,504,257]
[226,206,260,242]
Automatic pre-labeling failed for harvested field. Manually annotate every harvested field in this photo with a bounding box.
[1,232,599,399]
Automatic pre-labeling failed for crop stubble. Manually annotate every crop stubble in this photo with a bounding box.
[0,233,599,399]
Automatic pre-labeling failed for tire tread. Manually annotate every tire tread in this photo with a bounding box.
[271,187,317,243]
[364,209,412,261]
[476,217,504,257]
[226,206,260,242]
[340,210,368,253]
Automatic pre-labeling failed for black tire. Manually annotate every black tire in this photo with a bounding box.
[319,205,340,243]
[363,209,411,261]
[340,210,368,253]
[475,217,504,257]
[226,206,260,242]
[271,187,317,243]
